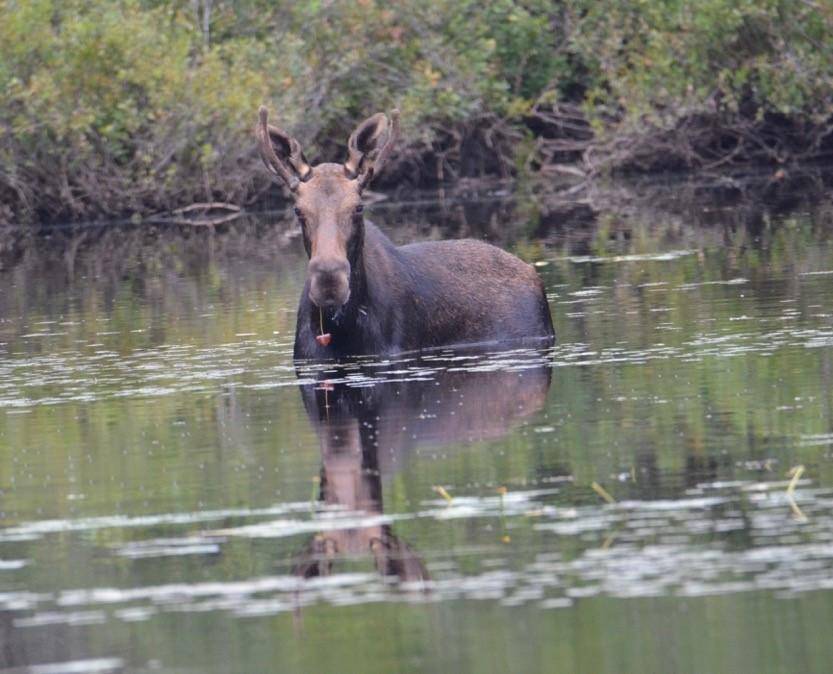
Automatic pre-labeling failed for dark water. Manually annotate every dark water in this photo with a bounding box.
[1,180,833,673]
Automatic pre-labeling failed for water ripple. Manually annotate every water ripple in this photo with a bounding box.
[3,478,832,622]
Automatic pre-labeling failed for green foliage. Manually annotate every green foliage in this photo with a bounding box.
[1,0,561,222]
[0,0,832,222]
[565,0,833,130]
[0,0,284,220]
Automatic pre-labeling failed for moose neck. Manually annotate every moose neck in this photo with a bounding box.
[303,220,404,356]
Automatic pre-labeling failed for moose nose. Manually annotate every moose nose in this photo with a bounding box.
[309,256,349,278]
[308,256,351,308]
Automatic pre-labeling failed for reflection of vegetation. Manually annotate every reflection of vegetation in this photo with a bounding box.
[1,190,833,672]
[0,188,831,531]
[1,1,832,223]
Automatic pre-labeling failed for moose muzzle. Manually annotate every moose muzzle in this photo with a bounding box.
[308,256,351,309]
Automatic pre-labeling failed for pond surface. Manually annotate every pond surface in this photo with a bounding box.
[1,179,833,673]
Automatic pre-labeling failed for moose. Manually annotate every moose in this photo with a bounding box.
[256,106,555,358]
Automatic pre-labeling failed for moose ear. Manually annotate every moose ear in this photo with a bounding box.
[344,109,400,188]
[256,106,312,190]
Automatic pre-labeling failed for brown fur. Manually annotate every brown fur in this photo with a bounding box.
[256,107,554,357]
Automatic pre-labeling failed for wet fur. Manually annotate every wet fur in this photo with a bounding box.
[295,219,555,358]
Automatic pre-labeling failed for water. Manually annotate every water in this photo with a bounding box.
[1,179,833,673]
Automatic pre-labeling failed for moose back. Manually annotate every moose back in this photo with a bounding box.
[256,107,555,358]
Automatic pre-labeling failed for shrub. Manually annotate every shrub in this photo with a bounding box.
[0,0,831,223]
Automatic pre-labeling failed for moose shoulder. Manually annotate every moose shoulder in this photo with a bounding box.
[256,106,554,358]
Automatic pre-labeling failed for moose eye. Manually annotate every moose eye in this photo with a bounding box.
[293,207,303,218]
[354,204,364,214]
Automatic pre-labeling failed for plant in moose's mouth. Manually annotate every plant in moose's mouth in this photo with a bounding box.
[317,307,331,347]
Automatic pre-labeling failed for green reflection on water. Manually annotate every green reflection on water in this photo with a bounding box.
[0,193,832,673]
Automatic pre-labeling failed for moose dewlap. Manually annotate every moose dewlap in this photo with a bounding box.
[256,106,555,358]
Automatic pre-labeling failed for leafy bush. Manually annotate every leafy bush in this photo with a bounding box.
[2,0,562,222]
[0,0,831,223]
[562,0,833,168]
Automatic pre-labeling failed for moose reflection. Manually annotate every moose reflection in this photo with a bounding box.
[291,350,552,582]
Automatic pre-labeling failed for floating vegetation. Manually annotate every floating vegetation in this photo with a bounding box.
[591,482,616,504]
[786,465,808,522]
[432,486,454,504]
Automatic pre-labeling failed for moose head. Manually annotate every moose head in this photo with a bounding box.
[256,106,399,312]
